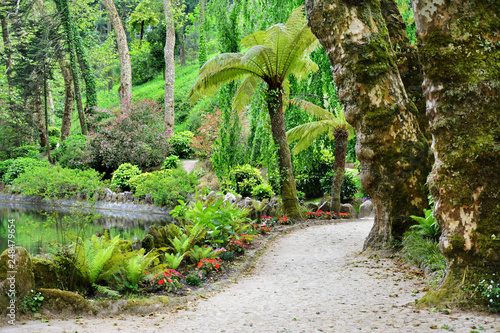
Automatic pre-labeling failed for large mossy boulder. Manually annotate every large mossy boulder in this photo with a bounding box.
[32,258,59,289]
[0,247,34,314]
[39,288,95,315]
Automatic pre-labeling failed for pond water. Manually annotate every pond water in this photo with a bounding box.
[0,201,171,255]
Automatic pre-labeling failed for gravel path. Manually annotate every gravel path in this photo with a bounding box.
[2,220,499,332]
[182,160,198,174]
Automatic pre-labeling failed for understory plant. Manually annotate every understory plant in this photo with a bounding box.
[21,290,44,313]
[471,275,500,313]
[118,249,162,292]
[111,163,141,191]
[145,269,183,292]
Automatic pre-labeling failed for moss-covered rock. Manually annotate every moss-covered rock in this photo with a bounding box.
[0,247,34,314]
[32,257,59,289]
[39,288,95,315]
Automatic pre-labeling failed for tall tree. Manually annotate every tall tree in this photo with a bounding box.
[305,0,431,248]
[412,0,500,307]
[286,100,353,214]
[102,0,132,103]
[188,6,318,217]
[163,0,175,136]
[58,57,74,141]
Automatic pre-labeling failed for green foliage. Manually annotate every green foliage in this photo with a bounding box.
[168,131,194,158]
[162,155,179,170]
[133,168,198,207]
[73,235,125,290]
[471,276,500,313]
[111,163,142,191]
[119,249,161,292]
[130,41,161,85]
[55,135,91,170]
[319,170,357,202]
[173,198,249,246]
[21,290,44,313]
[401,231,446,278]
[410,209,441,242]
[48,126,61,138]
[185,272,202,286]
[164,252,186,270]
[218,250,235,262]
[189,245,217,264]
[11,165,103,199]
[49,136,59,150]
[2,157,50,185]
[227,164,263,197]
[11,145,40,159]
[294,148,335,198]
[251,183,274,200]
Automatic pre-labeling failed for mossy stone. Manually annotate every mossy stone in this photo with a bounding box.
[32,257,59,289]
[0,247,34,314]
[39,288,95,315]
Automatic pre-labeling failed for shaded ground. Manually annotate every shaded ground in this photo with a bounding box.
[2,220,499,332]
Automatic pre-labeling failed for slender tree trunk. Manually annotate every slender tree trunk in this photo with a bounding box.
[163,0,175,137]
[179,26,186,66]
[102,0,132,103]
[330,128,348,215]
[139,21,144,49]
[267,85,300,217]
[43,74,52,163]
[0,14,13,102]
[34,95,47,147]
[47,81,55,125]
[58,57,74,141]
[412,0,500,308]
[305,0,431,248]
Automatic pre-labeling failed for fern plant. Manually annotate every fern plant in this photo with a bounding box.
[73,235,125,295]
[189,245,217,264]
[119,249,162,292]
[410,209,440,242]
[164,252,186,270]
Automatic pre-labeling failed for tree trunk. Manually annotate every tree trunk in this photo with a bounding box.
[0,14,13,101]
[380,0,430,142]
[58,57,74,141]
[47,81,55,125]
[163,0,175,137]
[305,0,431,248]
[412,0,500,308]
[102,0,132,103]
[267,85,301,218]
[179,26,186,66]
[330,128,348,215]
[34,95,47,147]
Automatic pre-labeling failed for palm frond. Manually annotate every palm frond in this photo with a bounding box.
[233,75,263,111]
[241,45,275,76]
[290,99,334,120]
[240,30,266,50]
[287,120,332,154]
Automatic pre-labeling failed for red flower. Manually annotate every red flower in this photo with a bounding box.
[158,279,165,285]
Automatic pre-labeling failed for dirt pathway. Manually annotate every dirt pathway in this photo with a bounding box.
[182,160,198,174]
[3,220,499,332]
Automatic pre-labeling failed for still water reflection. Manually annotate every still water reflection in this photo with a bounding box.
[0,201,170,255]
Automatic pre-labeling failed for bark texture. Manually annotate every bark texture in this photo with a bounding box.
[330,128,348,214]
[58,58,74,141]
[34,95,47,147]
[1,14,13,100]
[102,0,132,103]
[412,0,500,308]
[163,0,175,137]
[267,87,301,218]
[305,0,431,248]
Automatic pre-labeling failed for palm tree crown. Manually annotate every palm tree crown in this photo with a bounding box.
[188,6,319,217]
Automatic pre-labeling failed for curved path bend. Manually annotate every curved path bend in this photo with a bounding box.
[3,220,499,332]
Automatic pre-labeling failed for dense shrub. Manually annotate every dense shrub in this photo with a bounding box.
[11,145,39,159]
[252,183,274,200]
[111,163,142,191]
[162,155,179,170]
[226,164,263,197]
[130,42,159,85]
[294,148,335,198]
[11,165,103,198]
[0,159,14,181]
[48,126,61,138]
[88,100,171,172]
[49,136,59,150]
[56,135,92,170]
[133,168,198,207]
[2,157,50,185]
[168,131,194,159]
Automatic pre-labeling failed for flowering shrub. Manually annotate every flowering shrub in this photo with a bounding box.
[88,100,171,172]
[306,211,350,219]
[473,274,500,313]
[252,217,275,234]
[146,269,183,292]
[191,110,222,158]
[238,234,254,244]
[227,238,247,253]
[185,272,203,287]
[197,258,223,275]
[277,216,294,225]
